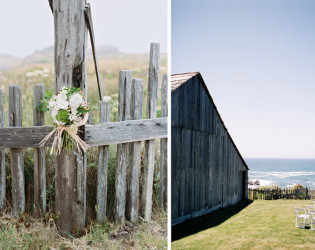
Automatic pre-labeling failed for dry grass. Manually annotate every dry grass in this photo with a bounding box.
[0,209,167,249]
[172,200,315,250]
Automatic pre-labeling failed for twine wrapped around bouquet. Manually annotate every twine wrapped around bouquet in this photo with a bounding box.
[39,114,90,155]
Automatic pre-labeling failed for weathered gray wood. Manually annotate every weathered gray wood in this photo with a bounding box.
[9,85,25,217]
[115,70,132,224]
[126,79,143,223]
[0,90,5,212]
[97,100,110,223]
[160,74,168,211]
[33,84,46,218]
[86,118,167,146]
[142,43,160,221]
[84,3,103,101]
[0,118,167,148]
[171,73,249,224]
[53,0,87,236]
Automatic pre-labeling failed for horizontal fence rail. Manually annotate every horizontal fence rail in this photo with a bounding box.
[0,118,167,148]
[248,188,315,200]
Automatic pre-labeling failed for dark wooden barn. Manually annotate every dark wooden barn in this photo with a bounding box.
[171,72,248,225]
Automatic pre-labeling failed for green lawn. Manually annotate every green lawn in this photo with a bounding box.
[172,200,315,250]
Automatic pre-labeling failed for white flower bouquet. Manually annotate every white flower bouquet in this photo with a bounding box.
[37,86,90,155]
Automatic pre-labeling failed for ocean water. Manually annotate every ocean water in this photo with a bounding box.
[245,158,315,189]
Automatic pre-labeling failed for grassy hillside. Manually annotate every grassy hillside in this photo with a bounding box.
[0,48,167,126]
[172,200,315,249]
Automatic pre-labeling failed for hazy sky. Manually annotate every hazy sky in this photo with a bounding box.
[0,0,167,57]
[172,0,315,159]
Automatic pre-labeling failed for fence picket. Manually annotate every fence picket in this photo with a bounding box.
[160,74,168,211]
[126,79,143,223]
[142,43,160,221]
[0,90,5,212]
[97,100,110,223]
[115,70,132,224]
[9,85,25,217]
[33,84,46,217]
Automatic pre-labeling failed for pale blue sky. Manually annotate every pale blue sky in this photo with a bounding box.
[172,0,315,158]
[0,0,167,57]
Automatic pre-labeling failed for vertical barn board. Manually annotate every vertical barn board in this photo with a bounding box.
[53,0,88,236]
[193,132,199,212]
[182,129,192,215]
[142,43,159,221]
[203,131,209,209]
[215,136,221,206]
[0,90,5,211]
[97,100,110,223]
[115,70,132,224]
[179,128,185,217]
[199,132,205,210]
[160,74,168,211]
[33,84,46,217]
[208,134,214,208]
[171,126,178,219]
[9,85,25,217]
[126,79,143,223]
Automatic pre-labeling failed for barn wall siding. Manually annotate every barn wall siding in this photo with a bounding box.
[171,76,248,225]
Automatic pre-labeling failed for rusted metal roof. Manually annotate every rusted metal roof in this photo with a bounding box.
[171,72,199,91]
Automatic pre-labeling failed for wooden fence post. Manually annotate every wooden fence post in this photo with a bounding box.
[126,79,143,223]
[141,43,160,221]
[115,70,132,224]
[97,99,110,223]
[52,0,88,236]
[160,74,168,211]
[9,85,25,217]
[0,90,5,212]
[33,84,46,217]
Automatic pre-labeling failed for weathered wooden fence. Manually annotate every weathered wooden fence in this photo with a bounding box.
[248,188,315,200]
[0,43,168,235]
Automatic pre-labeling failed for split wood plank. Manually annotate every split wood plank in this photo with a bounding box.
[0,118,167,148]
[84,3,103,100]
[9,85,25,217]
[141,43,160,221]
[115,70,132,224]
[33,84,46,218]
[0,90,5,212]
[160,74,168,211]
[126,79,143,223]
[97,100,110,223]
[53,0,87,236]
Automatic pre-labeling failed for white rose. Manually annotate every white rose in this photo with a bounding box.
[56,94,69,110]
[69,93,83,109]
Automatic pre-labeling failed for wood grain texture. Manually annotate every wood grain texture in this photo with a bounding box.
[115,70,132,224]
[160,74,168,211]
[33,84,46,218]
[86,118,167,146]
[53,0,87,236]
[9,85,25,217]
[0,90,5,212]
[126,79,143,223]
[171,75,248,225]
[141,43,160,221]
[84,3,103,101]
[0,118,167,148]
[97,100,110,223]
